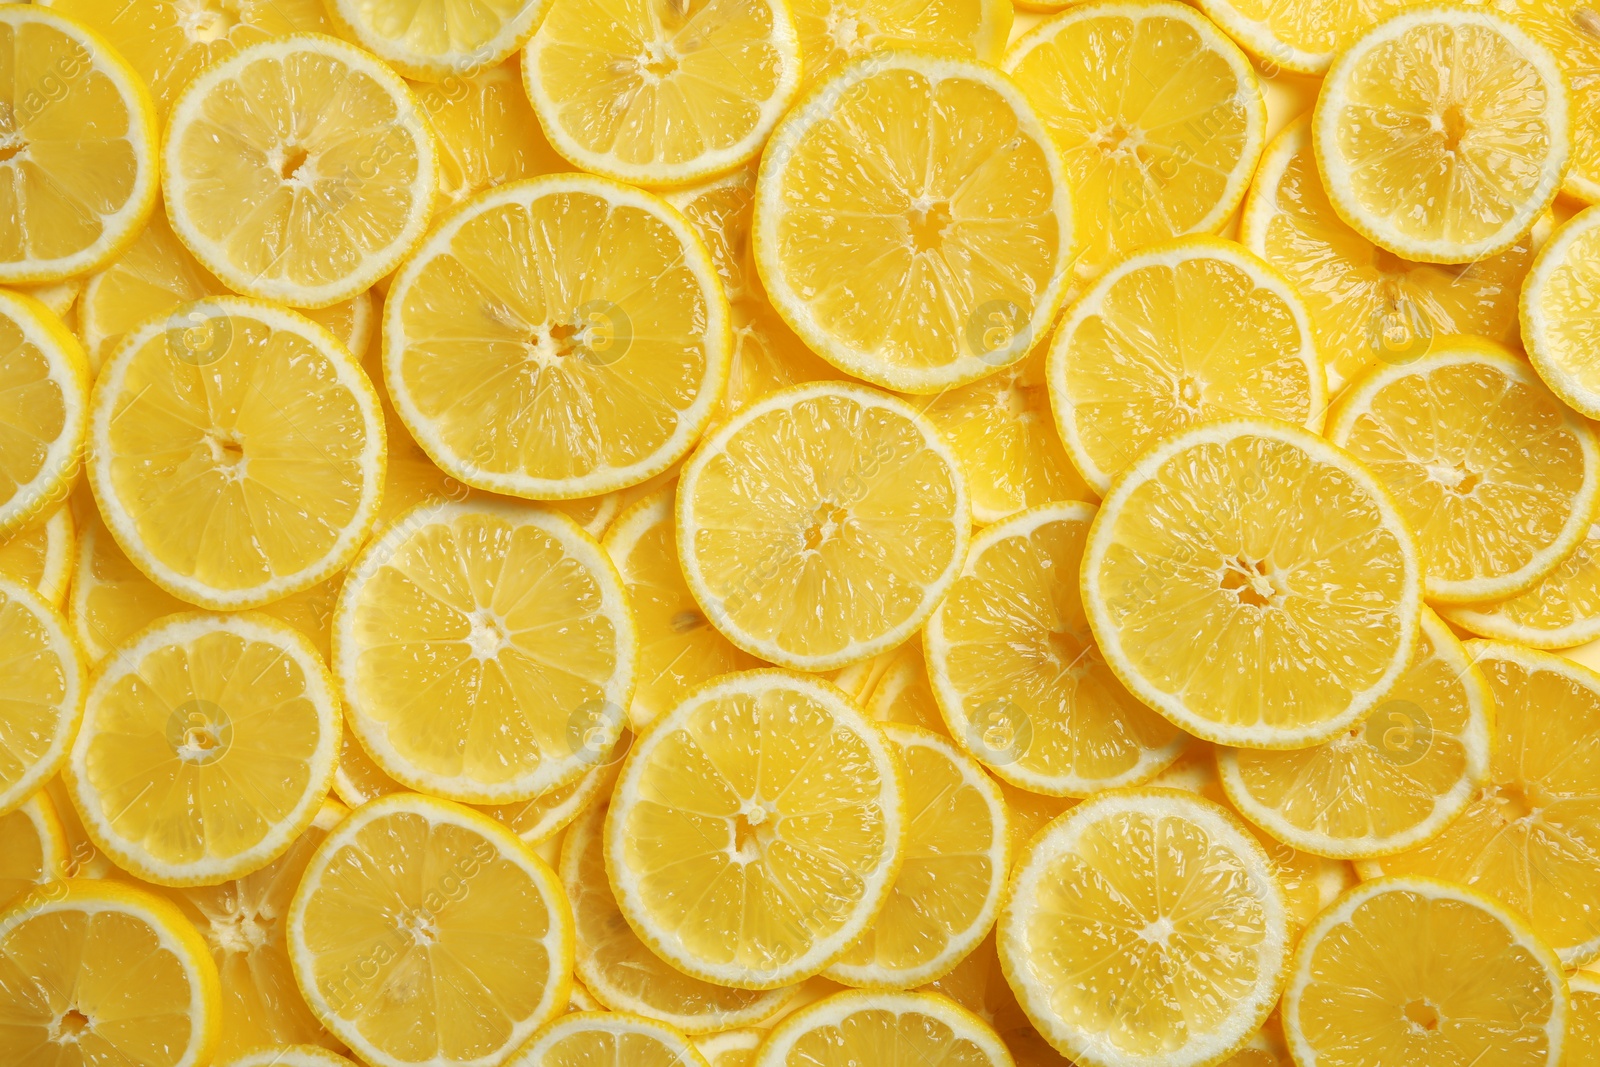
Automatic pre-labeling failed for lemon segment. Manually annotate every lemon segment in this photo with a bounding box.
[792,0,1014,84]
[326,0,547,81]
[1050,236,1325,496]
[927,502,1188,797]
[1313,8,1568,263]
[287,793,575,1067]
[0,504,73,607]
[0,792,66,907]
[606,669,907,990]
[998,788,1290,1067]
[386,174,730,499]
[1523,204,1600,418]
[1082,419,1423,749]
[754,53,1073,393]
[753,990,1014,1067]
[1441,521,1600,648]
[518,1011,711,1067]
[1326,338,1600,603]
[414,58,566,208]
[0,577,83,818]
[678,382,969,672]
[0,289,89,541]
[1003,1,1266,293]
[162,34,438,308]
[88,297,386,611]
[0,879,222,1067]
[1283,878,1568,1067]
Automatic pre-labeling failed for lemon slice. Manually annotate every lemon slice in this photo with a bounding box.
[1283,877,1568,1067]
[416,58,566,208]
[1083,419,1423,749]
[1218,609,1493,859]
[754,53,1073,393]
[561,802,797,1032]
[287,793,575,1067]
[0,880,221,1067]
[0,578,83,818]
[1523,204,1600,418]
[1314,8,1568,263]
[1051,236,1325,496]
[524,0,801,187]
[607,669,906,989]
[927,502,1188,796]
[0,791,66,907]
[695,1028,765,1067]
[163,34,437,308]
[334,498,635,804]
[88,297,385,611]
[863,642,945,733]
[922,931,1075,1066]
[754,990,1012,1066]
[1003,2,1266,292]
[791,0,1013,84]
[66,612,340,886]
[678,382,969,671]
[1441,523,1600,649]
[1363,640,1600,967]
[16,280,80,321]
[0,505,73,607]
[222,1048,358,1067]
[602,485,759,732]
[1573,970,1600,1067]
[518,1011,710,1067]
[1501,2,1600,204]
[0,289,89,541]
[1218,1020,1290,1067]
[1241,115,1540,394]
[825,725,1010,989]
[157,799,347,1058]
[327,0,546,81]
[1327,338,1600,603]
[1194,0,1409,73]
[0,7,158,283]
[386,173,730,499]
[910,349,1092,525]
[998,788,1289,1067]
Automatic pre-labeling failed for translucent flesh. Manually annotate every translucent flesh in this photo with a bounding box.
[685,391,963,662]
[415,60,565,207]
[342,0,530,62]
[0,588,70,804]
[534,0,788,166]
[1007,12,1256,287]
[170,49,424,290]
[1091,432,1414,735]
[1330,21,1556,248]
[923,933,1074,1066]
[1445,523,1600,646]
[1503,1,1600,200]
[778,1005,999,1066]
[791,0,1006,83]
[1532,217,1600,399]
[395,191,715,486]
[864,643,944,732]
[0,19,143,269]
[1373,651,1600,963]
[1572,980,1600,1067]
[0,310,68,515]
[769,68,1063,377]
[1336,359,1590,592]
[537,1025,699,1067]
[1203,0,1406,60]
[1294,887,1560,1067]
[0,799,59,907]
[79,627,327,868]
[1247,121,1533,392]
[934,513,1184,793]
[0,507,70,606]
[101,314,374,594]
[295,810,559,1061]
[345,510,624,793]
[1060,252,1318,489]
[563,804,790,1028]
[617,684,895,974]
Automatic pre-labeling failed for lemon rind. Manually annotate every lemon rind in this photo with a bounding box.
[325,0,550,82]
[0,289,90,541]
[1522,204,1600,419]
[0,576,85,817]
[751,989,1014,1067]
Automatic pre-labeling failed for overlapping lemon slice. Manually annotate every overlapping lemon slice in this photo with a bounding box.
[1195,0,1409,73]
[0,791,66,906]
[1523,204,1600,418]
[415,58,565,208]
[518,1011,710,1067]
[327,0,547,81]
[222,1048,358,1067]
[754,990,1012,1067]
[0,289,89,541]
[695,1028,766,1067]
[1573,968,1600,1067]
[0,577,83,817]
[1498,1,1600,204]
[863,641,945,733]
[1441,521,1600,649]
[791,0,1013,83]
[0,505,72,607]
[923,931,1075,1066]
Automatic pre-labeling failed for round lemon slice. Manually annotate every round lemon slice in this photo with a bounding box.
[517,1011,710,1067]
[88,297,386,611]
[606,669,906,990]
[1284,878,1568,1067]
[0,791,67,906]
[1241,114,1541,394]
[1218,609,1492,859]
[753,990,1012,1067]
[0,880,221,1067]
[415,58,566,208]
[0,289,89,541]
[1362,641,1600,967]
[998,788,1290,1067]
[327,0,546,82]
[791,0,1013,84]
[1195,0,1410,74]
[1082,419,1423,749]
[1326,339,1600,603]
[1050,236,1325,496]
[677,382,969,672]
[0,577,84,818]
[0,505,73,607]
[1313,8,1568,263]
[162,34,437,308]
[754,53,1073,393]
[1523,204,1600,418]
[524,0,801,187]
[0,7,158,283]
[333,498,636,804]
[926,502,1188,796]
[385,173,729,500]
[1440,522,1600,649]
[561,803,797,1033]
[1003,1,1266,292]
[65,612,340,886]
[287,793,575,1067]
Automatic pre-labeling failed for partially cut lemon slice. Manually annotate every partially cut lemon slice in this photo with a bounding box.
[1195,0,1410,74]
[1500,1,1600,205]
[416,58,566,209]
[863,641,945,733]
[1573,970,1600,1067]
[0,288,89,541]
[1082,419,1423,749]
[791,0,1013,83]
[517,1011,710,1067]
[0,504,73,608]
[753,990,1013,1067]
[0,791,66,907]
[326,0,547,81]
[1523,204,1600,418]
[0,577,83,817]
[1440,522,1600,649]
